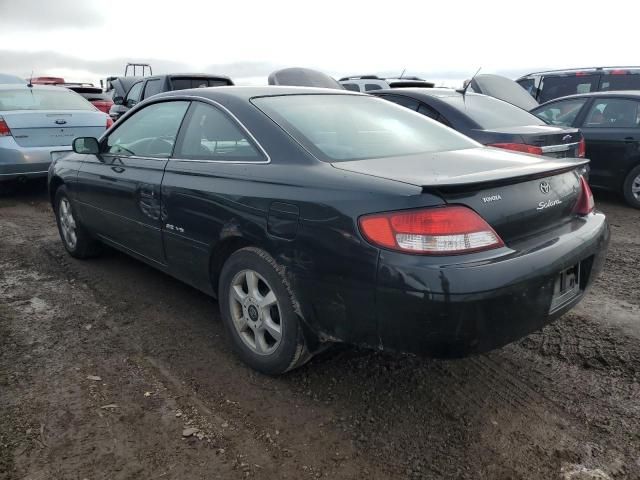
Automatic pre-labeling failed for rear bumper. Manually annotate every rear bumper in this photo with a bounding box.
[375,212,609,356]
[0,137,67,180]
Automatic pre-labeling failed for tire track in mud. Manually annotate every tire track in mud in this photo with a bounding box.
[2,190,640,479]
[1,198,381,479]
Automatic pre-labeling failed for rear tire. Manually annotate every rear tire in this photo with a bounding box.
[54,186,102,258]
[218,247,309,375]
[622,165,640,209]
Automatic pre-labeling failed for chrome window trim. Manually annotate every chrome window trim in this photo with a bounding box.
[541,142,580,153]
[172,98,271,165]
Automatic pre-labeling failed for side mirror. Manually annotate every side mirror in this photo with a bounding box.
[113,95,124,105]
[125,98,137,109]
[73,137,100,155]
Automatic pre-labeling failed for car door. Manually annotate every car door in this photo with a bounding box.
[577,97,640,189]
[161,101,269,292]
[75,100,190,264]
[125,81,144,109]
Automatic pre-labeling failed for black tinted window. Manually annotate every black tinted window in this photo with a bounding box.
[600,74,640,91]
[380,95,420,111]
[342,83,360,92]
[539,75,600,103]
[143,79,163,99]
[175,102,263,161]
[364,84,382,91]
[106,101,189,157]
[252,94,476,162]
[417,103,439,119]
[583,98,640,128]
[126,82,143,103]
[171,78,230,90]
[533,98,588,126]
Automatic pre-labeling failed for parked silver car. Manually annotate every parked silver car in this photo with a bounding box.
[0,84,110,183]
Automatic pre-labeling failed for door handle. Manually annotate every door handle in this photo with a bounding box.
[624,137,635,143]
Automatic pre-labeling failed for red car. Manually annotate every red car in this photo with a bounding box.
[30,77,114,114]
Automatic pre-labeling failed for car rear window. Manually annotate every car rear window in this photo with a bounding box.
[78,92,112,101]
[171,78,232,90]
[0,88,96,111]
[439,94,545,129]
[251,94,477,162]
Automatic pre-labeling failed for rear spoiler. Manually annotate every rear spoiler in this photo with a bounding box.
[424,159,590,194]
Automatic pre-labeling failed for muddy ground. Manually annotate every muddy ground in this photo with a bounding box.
[1,181,639,480]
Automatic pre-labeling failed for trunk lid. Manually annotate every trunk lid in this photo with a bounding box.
[475,125,583,159]
[332,147,588,242]
[3,110,107,147]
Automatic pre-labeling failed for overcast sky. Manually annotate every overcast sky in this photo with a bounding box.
[0,0,637,87]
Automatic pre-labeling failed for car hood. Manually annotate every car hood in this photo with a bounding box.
[470,74,539,111]
[330,147,588,188]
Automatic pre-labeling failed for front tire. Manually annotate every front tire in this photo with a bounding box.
[218,247,309,375]
[622,165,640,209]
[54,186,102,258]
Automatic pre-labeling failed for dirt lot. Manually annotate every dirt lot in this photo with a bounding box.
[1,182,639,480]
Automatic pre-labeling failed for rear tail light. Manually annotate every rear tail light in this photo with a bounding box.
[0,116,11,137]
[577,138,586,158]
[610,69,628,75]
[489,143,543,156]
[106,116,114,129]
[359,206,504,255]
[574,175,595,215]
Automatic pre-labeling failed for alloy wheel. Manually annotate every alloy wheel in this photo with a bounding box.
[229,269,283,355]
[59,198,77,250]
[632,173,640,200]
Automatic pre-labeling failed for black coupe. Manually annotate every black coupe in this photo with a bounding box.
[49,87,609,374]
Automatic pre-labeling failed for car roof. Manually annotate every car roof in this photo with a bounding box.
[520,66,640,78]
[371,87,464,98]
[157,85,362,101]
[145,73,232,81]
[535,90,640,106]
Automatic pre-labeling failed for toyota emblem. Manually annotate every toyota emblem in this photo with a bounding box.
[539,181,551,194]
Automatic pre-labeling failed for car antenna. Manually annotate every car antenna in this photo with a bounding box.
[399,68,406,79]
[457,67,481,98]
[27,70,34,88]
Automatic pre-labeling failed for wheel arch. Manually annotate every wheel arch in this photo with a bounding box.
[48,175,65,208]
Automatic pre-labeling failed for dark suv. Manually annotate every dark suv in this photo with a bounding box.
[517,67,640,104]
[109,73,234,120]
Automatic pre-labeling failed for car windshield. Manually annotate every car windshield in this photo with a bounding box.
[0,88,95,111]
[252,94,477,161]
[441,94,545,129]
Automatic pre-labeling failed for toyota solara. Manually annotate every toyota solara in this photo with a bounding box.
[48,87,609,374]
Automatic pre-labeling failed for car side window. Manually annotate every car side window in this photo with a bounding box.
[174,102,264,162]
[364,84,382,91]
[533,98,588,126]
[126,81,143,106]
[538,75,600,104]
[106,101,190,157]
[582,98,640,128]
[143,79,163,99]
